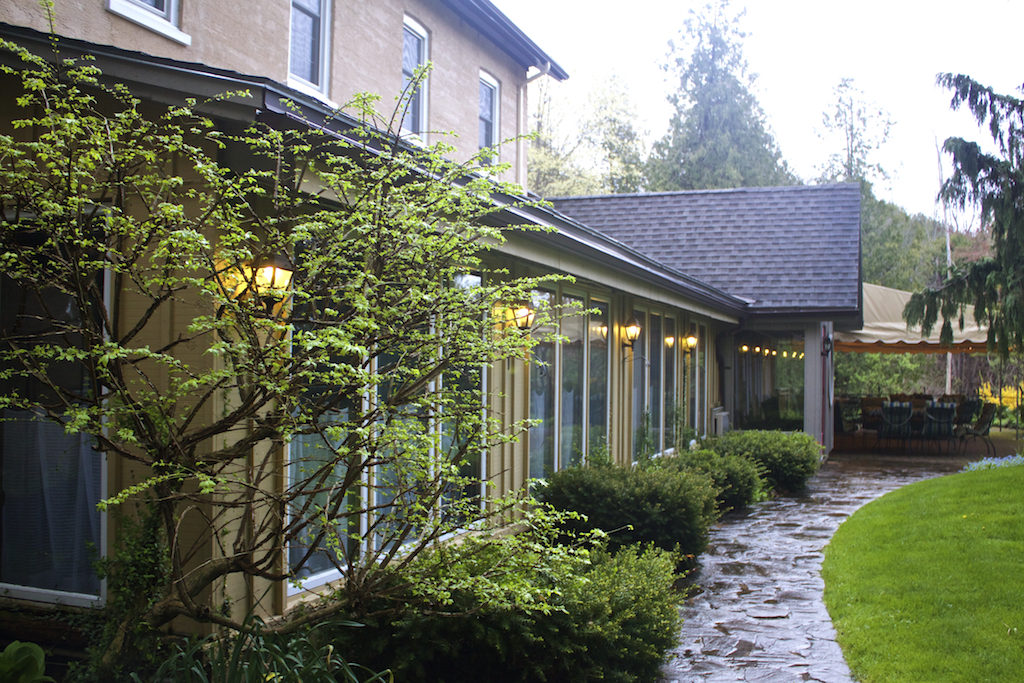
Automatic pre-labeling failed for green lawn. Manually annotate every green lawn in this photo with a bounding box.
[822,464,1024,682]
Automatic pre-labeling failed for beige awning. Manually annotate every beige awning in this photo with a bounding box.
[834,283,988,354]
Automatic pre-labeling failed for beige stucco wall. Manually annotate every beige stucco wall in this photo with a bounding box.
[2,0,528,182]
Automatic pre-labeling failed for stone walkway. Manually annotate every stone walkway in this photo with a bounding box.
[660,453,967,682]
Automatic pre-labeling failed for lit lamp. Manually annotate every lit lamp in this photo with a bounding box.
[217,254,293,314]
[623,317,642,347]
[685,334,698,352]
[740,344,749,353]
[509,302,535,331]
[253,256,293,296]
[664,335,675,348]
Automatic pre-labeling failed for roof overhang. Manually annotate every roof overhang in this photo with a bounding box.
[438,0,568,80]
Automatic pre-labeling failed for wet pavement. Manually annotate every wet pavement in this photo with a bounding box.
[660,452,969,682]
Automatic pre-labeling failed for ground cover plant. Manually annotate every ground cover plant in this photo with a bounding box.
[822,465,1024,682]
[962,454,1024,472]
[711,430,822,493]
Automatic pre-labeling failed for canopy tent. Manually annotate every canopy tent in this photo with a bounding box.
[834,283,988,354]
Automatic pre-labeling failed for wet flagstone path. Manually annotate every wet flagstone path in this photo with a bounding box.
[660,453,967,682]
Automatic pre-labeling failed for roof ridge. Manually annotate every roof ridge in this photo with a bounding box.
[549,182,860,202]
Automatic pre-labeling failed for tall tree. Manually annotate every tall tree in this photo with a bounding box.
[645,0,793,191]
[818,78,892,185]
[861,196,947,291]
[527,79,646,197]
[0,39,580,672]
[527,80,603,197]
[905,74,1024,357]
[588,80,647,194]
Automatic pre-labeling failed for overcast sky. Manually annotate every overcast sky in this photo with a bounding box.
[494,0,1023,223]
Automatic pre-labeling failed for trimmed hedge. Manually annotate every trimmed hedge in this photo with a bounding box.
[656,448,765,511]
[536,463,718,559]
[711,429,822,493]
[328,545,683,682]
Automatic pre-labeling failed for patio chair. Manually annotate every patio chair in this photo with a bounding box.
[955,398,981,428]
[878,401,913,450]
[860,396,884,432]
[956,402,997,457]
[923,402,957,452]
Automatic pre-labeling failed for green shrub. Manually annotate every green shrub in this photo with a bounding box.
[711,430,822,493]
[536,464,718,559]
[656,449,765,511]
[329,544,682,682]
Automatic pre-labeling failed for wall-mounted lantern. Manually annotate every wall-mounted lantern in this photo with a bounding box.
[821,335,833,357]
[218,254,294,314]
[623,317,642,347]
[509,302,535,331]
[685,334,698,353]
[252,256,293,297]
[740,344,750,353]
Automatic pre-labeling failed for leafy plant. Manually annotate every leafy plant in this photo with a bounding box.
[327,544,682,682]
[129,616,390,683]
[656,448,766,511]
[0,641,54,683]
[962,454,1024,472]
[711,429,822,493]
[536,463,718,560]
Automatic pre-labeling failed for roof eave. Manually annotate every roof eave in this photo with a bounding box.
[438,0,569,80]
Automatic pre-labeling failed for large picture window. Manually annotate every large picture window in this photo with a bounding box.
[631,308,683,460]
[0,279,104,604]
[528,290,609,477]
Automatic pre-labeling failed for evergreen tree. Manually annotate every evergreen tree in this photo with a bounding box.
[645,0,793,191]
[906,74,1024,357]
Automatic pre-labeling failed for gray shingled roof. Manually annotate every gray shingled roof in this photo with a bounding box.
[552,184,861,316]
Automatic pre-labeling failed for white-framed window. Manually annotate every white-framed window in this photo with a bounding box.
[478,71,500,161]
[289,0,331,97]
[106,0,191,46]
[401,16,429,139]
[286,275,487,594]
[528,289,610,478]
[0,273,107,608]
[629,308,683,461]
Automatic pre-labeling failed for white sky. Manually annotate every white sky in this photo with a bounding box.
[494,0,1023,223]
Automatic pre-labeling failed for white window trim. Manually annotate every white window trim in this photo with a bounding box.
[401,15,430,142]
[478,70,500,153]
[288,0,332,101]
[106,0,191,46]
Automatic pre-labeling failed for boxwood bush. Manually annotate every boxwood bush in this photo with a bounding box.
[710,429,822,493]
[328,545,682,682]
[656,448,765,511]
[535,463,718,559]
